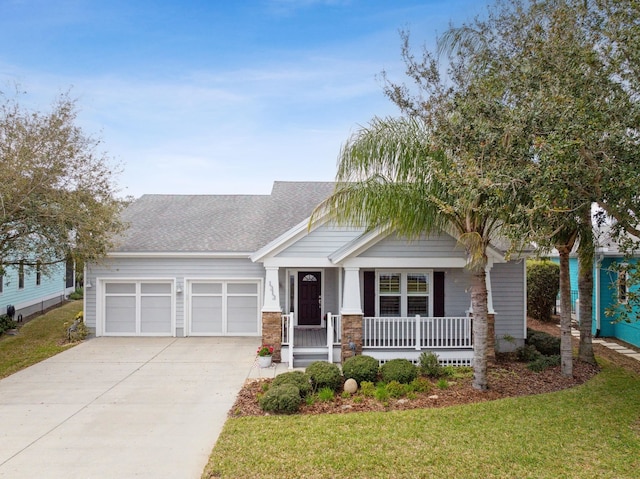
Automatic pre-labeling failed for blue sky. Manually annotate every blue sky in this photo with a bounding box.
[0,0,482,197]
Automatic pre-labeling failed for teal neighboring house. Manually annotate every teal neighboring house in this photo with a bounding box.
[552,228,640,349]
[1,259,75,319]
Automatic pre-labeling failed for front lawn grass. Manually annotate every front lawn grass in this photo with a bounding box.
[0,301,83,379]
[203,363,640,479]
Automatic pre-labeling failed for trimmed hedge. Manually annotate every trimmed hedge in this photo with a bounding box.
[272,371,312,397]
[306,361,342,392]
[380,358,418,384]
[342,355,379,384]
[526,329,561,356]
[259,383,302,414]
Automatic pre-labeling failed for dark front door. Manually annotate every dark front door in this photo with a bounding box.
[298,271,321,326]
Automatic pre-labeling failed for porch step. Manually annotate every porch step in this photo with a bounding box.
[292,347,330,368]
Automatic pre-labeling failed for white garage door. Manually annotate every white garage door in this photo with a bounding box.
[103,282,173,336]
[188,281,259,336]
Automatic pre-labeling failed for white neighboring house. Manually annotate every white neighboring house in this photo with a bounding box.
[1,258,75,320]
[84,181,527,366]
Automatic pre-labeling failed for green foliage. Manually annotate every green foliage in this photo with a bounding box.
[317,387,335,402]
[374,383,390,403]
[68,288,84,300]
[359,381,376,397]
[305,361,342,392]
[516,344,542,363]
[342,355,379,384]
[272,371,312,398]
[527,355,561,373]
[259,384,302,414]
[385,380,409,398]
[419,351,444,378]
[527,260,560,322]
[380,358,418,384]
[526,329,561,356]
[67,318,89,342]
[409,376,432,393]
[436,379,450,390]
[0,315,18,334]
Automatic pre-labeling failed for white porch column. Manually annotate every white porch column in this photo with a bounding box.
[262,266,281,312]
[341,267,362,315]
[485,264,495,314]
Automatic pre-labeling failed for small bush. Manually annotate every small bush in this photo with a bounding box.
[271,371,312,397]
[374,384,390,403]
[527,259,560,322]
[409,377,432,393]
[0,315,18,334]
[436,378,450,389]
[527,330,561,356]
[68,288,84,300]
[360,381,376,397]
[441,365,457,378]
[419,351,444,378]
[381,359,418,384]
[527,355,561,372]
[317,387,335,402]
[259,383,302,414]
[385,380,409,398]
[342,355,379,384]
[516,344,542,362]
[306,361,342,392]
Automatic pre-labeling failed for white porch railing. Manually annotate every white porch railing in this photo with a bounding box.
[363,315,473,350]
[281,312,295,369]
[325,312,341,363]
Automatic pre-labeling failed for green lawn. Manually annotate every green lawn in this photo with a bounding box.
[0,301,83,379]
[204,363,640,479]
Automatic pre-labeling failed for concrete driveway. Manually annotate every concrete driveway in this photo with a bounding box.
[0,336,259,479]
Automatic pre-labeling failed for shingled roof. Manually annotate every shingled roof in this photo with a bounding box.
[113,181,335,253]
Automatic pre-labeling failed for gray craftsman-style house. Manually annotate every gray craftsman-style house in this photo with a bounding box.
[84,181,526,367]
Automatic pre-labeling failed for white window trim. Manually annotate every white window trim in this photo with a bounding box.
[375,270,433,317]
[618,267,629,305]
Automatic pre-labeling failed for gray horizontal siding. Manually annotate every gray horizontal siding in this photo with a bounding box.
[492,260,526,349]
[359,233,467,259]
[85,257,265,332]
[276,225,364,258]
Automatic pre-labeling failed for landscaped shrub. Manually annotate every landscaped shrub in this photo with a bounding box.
[527,329,561,356]
[360,381,376,397]
[516,344,542,362]
[419,351,444,378]
[259,383,302,414]
[317,387,335,402]
[380,358,418,384]
[409,376,432,393]
[271,371,312,397]
[305,361,342,392]
[68,287,84,300]
[385,380,409,398]
[527,260,560,322]
[0,315,18,334]
[342,355,379,384]
[527,355,561,372]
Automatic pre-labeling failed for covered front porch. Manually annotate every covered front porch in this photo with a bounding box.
[280,312,474,368]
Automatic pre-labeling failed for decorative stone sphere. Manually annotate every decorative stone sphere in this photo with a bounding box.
[343,378,358,394]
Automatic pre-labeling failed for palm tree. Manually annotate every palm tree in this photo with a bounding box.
[312,116,509,391]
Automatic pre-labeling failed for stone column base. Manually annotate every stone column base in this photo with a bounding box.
[341,314,363,362]
[262,311,282,362]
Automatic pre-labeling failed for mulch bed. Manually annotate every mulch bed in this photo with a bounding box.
[228,317,633,417]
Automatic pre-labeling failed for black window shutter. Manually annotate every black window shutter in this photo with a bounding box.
[363,271,375,317]
[433,271,445,317]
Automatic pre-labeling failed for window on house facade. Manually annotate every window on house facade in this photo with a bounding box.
[618,266,629,304]
[18,261,25,289]
[36,261,42,286]
[65,258,74,288]
[0,275,3,294]
[377,271,431,317]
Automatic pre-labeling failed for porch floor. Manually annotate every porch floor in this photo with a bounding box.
[293,327,327,347]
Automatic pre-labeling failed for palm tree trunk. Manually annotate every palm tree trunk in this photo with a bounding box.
[471,268,489,391]
[558,245,574,377]
[577,224,597,365]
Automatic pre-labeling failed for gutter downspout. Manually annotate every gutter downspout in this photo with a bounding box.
[595,254,603,338]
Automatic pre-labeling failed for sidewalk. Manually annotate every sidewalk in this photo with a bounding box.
[570,328,640,362]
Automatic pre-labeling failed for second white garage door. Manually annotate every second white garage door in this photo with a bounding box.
[187,281,260,336]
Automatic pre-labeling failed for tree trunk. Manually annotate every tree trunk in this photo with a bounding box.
[471,268,489,391]
[558,245,574,377]
[577,220,597,365]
